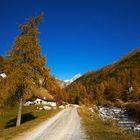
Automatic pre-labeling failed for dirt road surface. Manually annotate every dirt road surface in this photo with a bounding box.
[14,106,85,140]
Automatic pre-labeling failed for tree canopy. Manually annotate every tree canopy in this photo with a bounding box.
[0,14,55,126]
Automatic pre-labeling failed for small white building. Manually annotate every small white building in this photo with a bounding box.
[24,97,56,107]
[34,98,47,105]
[24,101,34,106]
[0,73,6,78]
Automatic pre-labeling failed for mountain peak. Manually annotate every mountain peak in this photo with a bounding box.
[64,73,82,86]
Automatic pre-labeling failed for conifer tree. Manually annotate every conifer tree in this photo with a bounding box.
[5,13,49,126]
[0,56,4,72]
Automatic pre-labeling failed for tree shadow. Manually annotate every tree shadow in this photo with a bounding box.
[5,112,37,129]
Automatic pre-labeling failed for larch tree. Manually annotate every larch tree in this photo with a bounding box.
[0,56,4,72]
[0,56,7,111]
[5,13,49,126]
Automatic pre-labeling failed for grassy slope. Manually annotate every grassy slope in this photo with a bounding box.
[0,105,60,140]
[78,107,135,140]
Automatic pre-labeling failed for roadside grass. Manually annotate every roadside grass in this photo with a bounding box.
[78,106,135,140]
[0,105,60,140]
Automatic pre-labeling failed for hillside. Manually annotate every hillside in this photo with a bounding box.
[78,48,140,81]
[65,48,140,105]
[31,87,54,100]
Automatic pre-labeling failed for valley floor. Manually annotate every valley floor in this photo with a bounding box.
[13,106,85,140]
[78,106,139,140]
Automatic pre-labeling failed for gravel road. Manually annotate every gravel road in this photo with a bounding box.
[14,106,85,140]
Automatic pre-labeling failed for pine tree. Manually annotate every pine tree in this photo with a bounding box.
[5,13,49,126]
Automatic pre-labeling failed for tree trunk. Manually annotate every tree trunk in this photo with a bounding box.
[16,96,23,126]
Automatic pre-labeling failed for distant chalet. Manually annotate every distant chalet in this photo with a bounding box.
[24,97,56,107]
[0,73,6,78]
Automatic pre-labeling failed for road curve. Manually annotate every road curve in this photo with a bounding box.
[14,106,85,140]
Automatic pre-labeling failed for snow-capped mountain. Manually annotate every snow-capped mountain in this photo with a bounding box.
[57,73,82,88]
[64,74,82,86]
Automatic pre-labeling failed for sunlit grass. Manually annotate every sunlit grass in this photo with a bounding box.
[0,105,60,140]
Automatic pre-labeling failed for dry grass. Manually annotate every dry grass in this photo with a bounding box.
[78,106,135,140]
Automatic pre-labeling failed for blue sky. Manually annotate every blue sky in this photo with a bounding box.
[0,0,140,80]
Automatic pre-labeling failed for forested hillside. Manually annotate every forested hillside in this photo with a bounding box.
[65,48,140,105]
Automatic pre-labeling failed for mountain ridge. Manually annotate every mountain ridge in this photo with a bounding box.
[76,47,140,82]
[65,48,140,105]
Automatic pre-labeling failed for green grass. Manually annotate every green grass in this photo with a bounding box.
[78,107,135,140]
[0,105,60,140]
